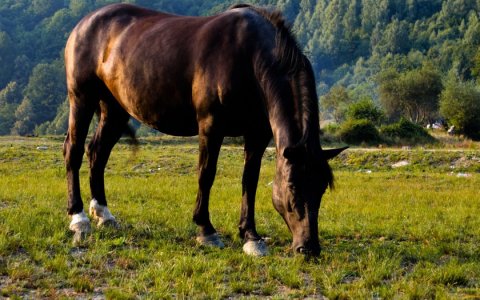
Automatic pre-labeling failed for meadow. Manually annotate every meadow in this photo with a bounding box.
[0,136,479,299]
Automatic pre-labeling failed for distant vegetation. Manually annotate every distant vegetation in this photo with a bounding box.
[1,0,480,141]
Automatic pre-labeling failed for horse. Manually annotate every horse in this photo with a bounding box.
[64,3,347,256]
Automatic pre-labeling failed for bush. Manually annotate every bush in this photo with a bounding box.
[440,79,480,140]
[346,98,384,125]
[322,123,340,135]
[380,118,435,144]
[338,119,381,145]
[320,123,341,144]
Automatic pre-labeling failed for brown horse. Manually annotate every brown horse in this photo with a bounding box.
[64,3,346,256]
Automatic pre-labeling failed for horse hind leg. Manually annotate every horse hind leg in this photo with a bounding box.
[64,92,96,243]
[87,99,130,228]
[193,117,225,248]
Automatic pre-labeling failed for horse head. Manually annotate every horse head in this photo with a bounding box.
[272,142,348,256]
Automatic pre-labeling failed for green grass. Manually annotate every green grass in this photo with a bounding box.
[0,136,479,298]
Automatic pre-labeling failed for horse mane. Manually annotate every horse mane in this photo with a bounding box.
[230,4,334,188]
[230,5,316,143]
[229,4,304,74]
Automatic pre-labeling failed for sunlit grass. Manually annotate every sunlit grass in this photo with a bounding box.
[0,137,479,298]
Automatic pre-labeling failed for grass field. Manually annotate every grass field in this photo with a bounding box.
[0,136,479,299]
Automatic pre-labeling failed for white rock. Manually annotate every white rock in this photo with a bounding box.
[243,240,268,256]
[392,160,409,168]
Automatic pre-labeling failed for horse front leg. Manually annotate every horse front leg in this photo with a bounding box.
[239,133,271,256]
[64,99,95,244]
[193,122,224,248]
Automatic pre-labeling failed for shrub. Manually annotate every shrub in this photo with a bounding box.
[347,98,384,125]
[320,123,341,144]
[380,118,435,144]
[322,123,340,135]
[440,79,480,140]
[338,119,381,145]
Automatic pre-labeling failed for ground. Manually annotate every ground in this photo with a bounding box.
[0,136,479,299]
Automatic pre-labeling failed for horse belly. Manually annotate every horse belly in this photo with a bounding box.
[151,110,198,137]
[127,98,199,136]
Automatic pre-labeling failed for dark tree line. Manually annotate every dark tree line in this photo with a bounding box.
[0,0,480,139]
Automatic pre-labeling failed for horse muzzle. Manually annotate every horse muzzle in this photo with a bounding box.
[293,240,320,256]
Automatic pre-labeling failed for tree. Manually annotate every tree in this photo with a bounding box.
[373,18,411,56]
[12,98,35,136]
[320,85,353,123]
[46,97,69,135]
[0,30,15,87]
[361,0,389,33]
[378,63,442,124]
[440,77,480,140]
[0,81,21,135]
[25,60,65,118]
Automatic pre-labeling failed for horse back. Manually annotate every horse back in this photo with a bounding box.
[65,4,275,136]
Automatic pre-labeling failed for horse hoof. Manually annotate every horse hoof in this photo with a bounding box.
[98,218,119,229]
[69,211,91,245]
[243,239,268,256]
[69,211,91,232]
[72,230,89,246]
[196,233,225,248]
[89,199,117,228]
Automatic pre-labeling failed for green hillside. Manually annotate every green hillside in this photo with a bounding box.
[1,0,480,138]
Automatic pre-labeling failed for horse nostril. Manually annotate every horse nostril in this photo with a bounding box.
[296,246,308,254]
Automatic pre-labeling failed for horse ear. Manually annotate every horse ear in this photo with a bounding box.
[322,146,348,160]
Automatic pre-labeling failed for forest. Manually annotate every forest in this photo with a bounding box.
[1,0,480,140]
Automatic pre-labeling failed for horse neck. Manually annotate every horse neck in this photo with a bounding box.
[292,68,322,151]
[265,78,320,155]
[254,50,321,152]
[268,102,301,152]
[263,82,319,153]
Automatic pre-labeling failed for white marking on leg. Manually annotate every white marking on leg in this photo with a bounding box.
[89,198,117,226]
[69,210,90,233]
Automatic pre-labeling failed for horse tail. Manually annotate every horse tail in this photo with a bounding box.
[123,123,139,149]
